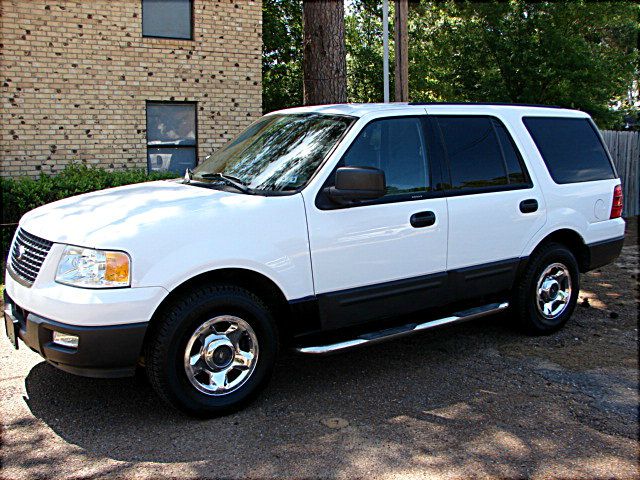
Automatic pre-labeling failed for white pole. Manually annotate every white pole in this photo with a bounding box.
[382,0,390,103]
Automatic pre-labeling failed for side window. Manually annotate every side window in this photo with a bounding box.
[523,117,615,184]
[142,0,193,40]
[436,116,508,190]
[146,102,197,174]
[342,117,430,195]
[493,120,527,184]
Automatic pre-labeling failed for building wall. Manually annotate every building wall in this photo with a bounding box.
[0,0,262,177]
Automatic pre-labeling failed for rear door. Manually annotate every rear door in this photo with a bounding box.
[303,114,449,330]
[433,115,547,299]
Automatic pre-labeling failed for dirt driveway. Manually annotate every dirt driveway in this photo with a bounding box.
[1,220,638,479]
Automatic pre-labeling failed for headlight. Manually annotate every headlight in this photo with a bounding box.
[55,246,131,288]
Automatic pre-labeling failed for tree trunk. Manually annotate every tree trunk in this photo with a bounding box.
[302,0,347,105]
[394,0,409,102]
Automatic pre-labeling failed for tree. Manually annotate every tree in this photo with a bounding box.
[394,0,409,101]
[262,0,303,113]
[345,0,386,102]
[264,1,638,126]
[302,0,347,105]
[407,1,638,127]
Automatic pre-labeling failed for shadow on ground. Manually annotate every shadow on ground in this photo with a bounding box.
[2,219,637,478]
[11,309,637,478]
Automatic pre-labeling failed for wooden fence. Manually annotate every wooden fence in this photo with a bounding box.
[601,130,639,218]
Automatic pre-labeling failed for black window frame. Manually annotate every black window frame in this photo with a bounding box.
[145,100,198,174]
[316,115,448,210]
[141,0,194,41]
[522,116,618,185]
[433,115,533,197]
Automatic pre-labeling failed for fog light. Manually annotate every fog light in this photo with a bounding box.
[52,331,79,349]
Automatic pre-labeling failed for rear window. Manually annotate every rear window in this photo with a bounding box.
[435,116,529,191]
[523,117,615,184]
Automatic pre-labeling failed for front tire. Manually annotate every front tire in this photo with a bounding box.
[514,242,580,335]
[145,284,278,417]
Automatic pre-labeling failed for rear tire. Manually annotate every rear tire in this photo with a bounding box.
[145,284,278,417]
[514,242,580,335]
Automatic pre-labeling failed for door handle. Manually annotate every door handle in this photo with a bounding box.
[520,199,538,214]
[410,211,436,228]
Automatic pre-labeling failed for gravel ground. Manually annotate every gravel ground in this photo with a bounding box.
[1,219,638,479]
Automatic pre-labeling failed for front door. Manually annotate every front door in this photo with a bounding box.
[303,115,449,329]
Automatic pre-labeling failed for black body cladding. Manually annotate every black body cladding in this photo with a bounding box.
[314,258,524,331]
[4,291,147,378]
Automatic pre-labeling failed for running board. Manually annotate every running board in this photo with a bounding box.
[295,302,509,355]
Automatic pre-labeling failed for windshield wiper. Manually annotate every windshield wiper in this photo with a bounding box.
[198,172,253,194]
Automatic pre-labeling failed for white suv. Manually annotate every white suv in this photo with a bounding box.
[4,103,625,416]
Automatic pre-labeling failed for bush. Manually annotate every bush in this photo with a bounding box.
[1,164,178,273]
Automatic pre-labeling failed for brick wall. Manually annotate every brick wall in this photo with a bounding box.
[0,0,262,177]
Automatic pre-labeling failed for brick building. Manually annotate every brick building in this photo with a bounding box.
[0,0,262,177]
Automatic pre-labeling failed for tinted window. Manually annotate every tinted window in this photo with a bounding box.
[142,0,192,40]
[437,116,508,189]
[493,121,527,184]
[146,102,196,174]
[523,117,615,184]
[343,117,429,195]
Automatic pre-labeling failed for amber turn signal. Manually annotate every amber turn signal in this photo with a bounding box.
[105,252,130,284]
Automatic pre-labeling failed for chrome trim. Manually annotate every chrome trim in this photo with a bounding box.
[8,228,53,287]
[295,302,509,355]
[536,263,571,319]
[183,315,259,396]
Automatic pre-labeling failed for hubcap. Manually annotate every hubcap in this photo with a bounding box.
[184,315,259,396]
[204,340,234,369]
[536,263,572,320]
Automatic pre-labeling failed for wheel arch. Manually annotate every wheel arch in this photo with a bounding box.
[144,268,296,351]
[527,228,590,273]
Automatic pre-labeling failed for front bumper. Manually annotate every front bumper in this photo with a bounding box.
[4,290,148,378]
[4,241,168,378]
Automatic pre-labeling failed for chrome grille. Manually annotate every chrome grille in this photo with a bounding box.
[9,228,53,286]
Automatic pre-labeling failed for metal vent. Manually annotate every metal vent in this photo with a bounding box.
[9,228,53,286]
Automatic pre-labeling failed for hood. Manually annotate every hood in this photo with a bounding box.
[20,180,239,248]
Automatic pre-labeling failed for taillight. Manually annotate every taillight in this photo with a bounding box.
[610,184,623,219]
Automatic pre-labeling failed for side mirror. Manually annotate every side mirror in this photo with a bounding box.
[325,166,386,204]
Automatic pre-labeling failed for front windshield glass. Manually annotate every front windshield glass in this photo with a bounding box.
[192,113,355,191]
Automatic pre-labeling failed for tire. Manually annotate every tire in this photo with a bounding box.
[145,284,278,417]
[514,242,580,335]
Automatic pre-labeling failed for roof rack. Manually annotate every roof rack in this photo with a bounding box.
[407,102,566,109]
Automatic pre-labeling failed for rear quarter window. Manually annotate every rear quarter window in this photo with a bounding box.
[523,117,616,184]
[434,115,530,192]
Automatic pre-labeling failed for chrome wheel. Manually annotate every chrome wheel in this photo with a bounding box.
[184,315,259,396]
[536,262,572,320]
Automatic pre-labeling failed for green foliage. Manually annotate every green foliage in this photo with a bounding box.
[406,1,639,128]
[1,164,177,269]
[346,0,388,103]
[337,1,639,127]
[265,0,639,126]
[611,80,640,130]
[262,0,303,113]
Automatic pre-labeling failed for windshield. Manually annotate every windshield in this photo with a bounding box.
[192,113,355,192]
